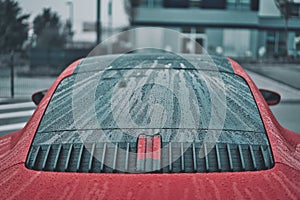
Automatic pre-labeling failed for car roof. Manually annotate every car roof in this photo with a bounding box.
[72,53,235,75]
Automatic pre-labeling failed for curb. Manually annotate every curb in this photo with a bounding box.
[0,97,31,105]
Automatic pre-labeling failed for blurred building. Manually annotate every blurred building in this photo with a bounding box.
[130,0,300,58]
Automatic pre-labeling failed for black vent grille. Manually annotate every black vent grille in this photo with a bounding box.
[26,142,274,173]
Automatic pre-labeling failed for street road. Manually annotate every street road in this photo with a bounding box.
[245,63,300,90]
[0,101,35,136]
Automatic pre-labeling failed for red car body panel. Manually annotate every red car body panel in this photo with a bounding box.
[0,59,81,173]
[229,59,300,171]
[0,58,299,200]
[1,163,299,200]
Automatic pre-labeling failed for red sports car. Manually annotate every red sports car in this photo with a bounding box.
[0,53,299,199]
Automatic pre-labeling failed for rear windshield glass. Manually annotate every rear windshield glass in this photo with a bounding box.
[37,69,265,134]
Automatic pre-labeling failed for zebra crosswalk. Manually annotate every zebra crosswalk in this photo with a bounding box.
[0,101,36,136]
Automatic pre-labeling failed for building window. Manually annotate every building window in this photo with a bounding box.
[295,32,300,50]
[227,0,259,10]
[266,31,286,57]
[292,32,300,57]
[181,27,207,54]
[139,0,163,8]
[139,0,259,10]
[201,0,227,9]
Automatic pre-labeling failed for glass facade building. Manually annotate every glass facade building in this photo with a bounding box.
[130,0,300,58]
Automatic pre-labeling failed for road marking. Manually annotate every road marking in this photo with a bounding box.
[0,122,26,132]
[0,110,34,119]
[0,102,35,110]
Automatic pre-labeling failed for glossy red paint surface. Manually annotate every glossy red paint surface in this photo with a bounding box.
[152,135,161,161]
[137,135,146,160]
[0,58,299,200]
[228,58,300,171]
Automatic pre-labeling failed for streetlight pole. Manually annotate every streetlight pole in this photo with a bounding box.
[66,1,74,46]
[108,0,113,35]
[96,0,101,44]
[10,50,14,98]
[66,0,74,26]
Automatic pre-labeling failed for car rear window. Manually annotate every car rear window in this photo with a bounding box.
[37,70,265,131]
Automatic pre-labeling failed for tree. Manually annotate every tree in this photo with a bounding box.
[0,0,29,53]
[33,8,66,48]
[275,0,300,57]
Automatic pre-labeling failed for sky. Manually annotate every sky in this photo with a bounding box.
[17,0,129,42]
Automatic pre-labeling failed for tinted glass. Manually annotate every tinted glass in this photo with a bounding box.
[38,69,264,133]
